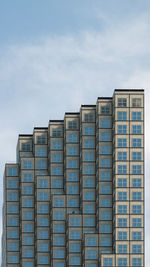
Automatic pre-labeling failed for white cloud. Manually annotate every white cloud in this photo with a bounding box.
[0,13,150,265]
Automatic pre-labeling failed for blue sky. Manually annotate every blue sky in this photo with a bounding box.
[0,0,150,265]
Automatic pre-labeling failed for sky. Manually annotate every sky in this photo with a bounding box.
[0,0,150,265]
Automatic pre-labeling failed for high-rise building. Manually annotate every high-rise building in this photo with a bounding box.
[1,89,144,267]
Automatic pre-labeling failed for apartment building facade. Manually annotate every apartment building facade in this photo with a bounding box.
[2,89,144,267]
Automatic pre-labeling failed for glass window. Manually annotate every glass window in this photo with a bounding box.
[117,125,127,134]
[132,218,142,227]
[24,262,33,267]
[8,205,18,214]
[132,178,141,187]
[52,141,62,150]
[118,178,127,187]
[70,243,80,252]
[118,165,127,174]
[101,224,111,233]
[100,132,111,141]
[104,258,113,266]
[23,173,32,182]
[84,152,94,161]
[118,218,127,227]
[37,148,46,157]
[39,179,48,188]
[54,237,65,246]
[52,179,63,188]
[84,113,95,122]
[23,224,33,232]
[100,172,111,181]
[118,231,127,240]
[100,198,111,207]
[101,159,111,168]
[8,167,17,176]
[24,236,33,245]
[118,258,127,266]
[132,258,142,266]
[118,244,127,254]
[132,125,142,134]
[84,217,95,227]
[101,185,111,194]
[68,172,78,181]
[54,211,65,220]
[68,121,78,129]
[83,139,95,148]
[132,245,142,254]
[101,211,111,220]
[132,192,142,200]
[52,129,62,137]
[118,192,127,200]
[68,185,79,194]
[132,205,141,214]
[8,230,19,238]
[118,138,127,147]
[67,133,78,143]
[70,217,80,226]
[132,165,141,174]
[39,255,48,264]
[101,105,110,114]
[23,161,32,169]
[132,112,141,120]
[39,192,48,201]
[54,223,65,233]
[132,152,141,160]
[118,152,127,161]
[70,231,80,240]
[52,167,63,175]
[101,237,111,246]
[54,199,64,207]
[8,192,17,201]
[101,119,111,128]
[8,242,19,251]
[132,138,141,147]
[83,165,95,175]
[101,145,111,154]
[118,112,127,120]
[8,217,18,226]
[118,98,127,107]
[8,180,18,188]
[38,205,48,214]
[87,250,97,259]
[84,191,95,200]
[70,256,80,265]
[68,159,78,168]
[37,136,46,144]
[39,218,49,226]
[39,243,48,252]
[118,205,127,214]
[24,249,33,258]
[37,161,47,169]
[55,264,64,267]
[132,98,142,107]
[23,211,33,220]
[39,230,48,239]
[23,186,33,195]
[52,153,62,162]
[87,237,96,246]
[84,126,95,135]
[68,147,78,155]
[54,249,64,259]
[84,178,95,188]
[68,198,79,207]
[132,231,141,240]
[84,204,95,214]
[22,143,31,151]
[8,255,19,263]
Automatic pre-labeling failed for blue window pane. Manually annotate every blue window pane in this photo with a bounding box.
[8,242,19,251]
[8,180,18,188]
[132,258,142,266]
[117,125,127,134]
[118,138,127,147]
[23,199,33,207]
[84,205,95,214]
[54,211,65,220]
[84,126,95,135]
[38,205,48,214]
[132,165,142,174]
[84,192,95,200]
[87,237,97,246]
[24,249,33,258]
[118,205,127,214]
[23,173,32,182]
[70,256,80,265]
[8,230,19,239]
[118,165,127,174]
[52,179,63,188]
[100,172,111,181]
[118,218,127,227]
[8,217,18,226]
[37,148,46,157]
[24,236,33,245]
[132,138,141,147]
[118,112,127,120]
[67,134,78,143]
[100,132,111,141]
[101,237,111,246]
[68,198,79,207]
[118,178,127,187]
[39,256,48,264]
[52,167,63,175]
[8,205,18,214]
[101,159,111,168]
[68,159,78,168]
[8,168,17,176]
[118,232,127,240]
[70,231,80,240]
[23,161,32,169]
[83,165,95,175]
[70,243,80,252]
[39,218,49,226]
[83,139,95,148]
[132,125,141,134]
[87,250,97,259]
[8,255,19,263]
[54,237,65,246]
[39,192,48,201]
[104,258,113,266]
[68,172,78,181]
[118,258,127,266]
[132,218,142,227]
[132,205,141,214]
[23,186,33,195]
[101,119,111,128]
[52,141,62,150]
[68,185,79,194]
[39,231,49,239]
[132,112,141,120]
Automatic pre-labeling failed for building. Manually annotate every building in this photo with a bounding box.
[1,89,144,267]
